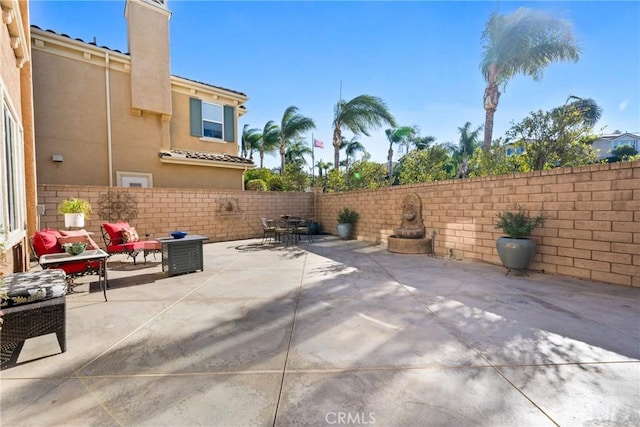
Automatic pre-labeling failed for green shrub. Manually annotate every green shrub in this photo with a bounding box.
[495,205,544,238]
[337,207,359,224]
[246,179,268,191]
[57,198,92,217]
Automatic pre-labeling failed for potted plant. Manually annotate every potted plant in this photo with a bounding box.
[336,207,359,240]
[58,198,92,228]
[495,205,544,272]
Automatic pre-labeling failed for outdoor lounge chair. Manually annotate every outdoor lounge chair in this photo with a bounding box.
[30,229,102,287]
[100,222,161,264]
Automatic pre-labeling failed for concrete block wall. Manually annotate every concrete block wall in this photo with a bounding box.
[316,161,640,287]
[37,185,313,244]
[36,160,639,286]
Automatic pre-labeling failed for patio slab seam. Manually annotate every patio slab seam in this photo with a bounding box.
[72,258,241,374]
[272,250,309,427]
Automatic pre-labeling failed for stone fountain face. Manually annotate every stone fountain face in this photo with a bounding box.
[394,193,425,239]
[388,193,432,254]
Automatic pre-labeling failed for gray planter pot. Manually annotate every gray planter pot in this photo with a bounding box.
[336,223,352,240]
[496,237,537,271]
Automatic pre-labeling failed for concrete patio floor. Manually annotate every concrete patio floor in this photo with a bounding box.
[1,236,639,426]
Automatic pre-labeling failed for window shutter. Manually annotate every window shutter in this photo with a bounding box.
[189,98,202,137]
[223,105,235,142]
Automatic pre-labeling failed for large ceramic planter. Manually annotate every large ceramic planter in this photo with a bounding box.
[496,237,537,271]
[336,223,352,240]
[64,213,85,228]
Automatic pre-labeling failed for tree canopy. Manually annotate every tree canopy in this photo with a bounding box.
[480,7,581,150]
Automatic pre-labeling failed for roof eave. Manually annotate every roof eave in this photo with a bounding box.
[160,157,255,170]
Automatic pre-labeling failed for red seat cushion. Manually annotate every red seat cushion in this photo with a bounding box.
[102,222,130,246]
[32,229,63,256]
[57,260,102,276]
[106,241,147,253]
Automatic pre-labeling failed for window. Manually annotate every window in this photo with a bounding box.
[202,102,223,139]
[1,100,26,245]
[189,97,236,142]
[117,171,153,188]
[505,145,525,157]
[613,140,637,150]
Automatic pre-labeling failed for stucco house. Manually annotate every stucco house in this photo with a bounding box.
[591,132,640,160]
[1,0,35,275]
[32,0,253,190]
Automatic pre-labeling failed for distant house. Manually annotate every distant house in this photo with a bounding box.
[504,144,526,157]
[31,0,253,190]
[591,132,640,160]
[1,0,35,274]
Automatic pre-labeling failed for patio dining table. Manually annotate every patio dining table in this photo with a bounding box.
[275,216,304,245]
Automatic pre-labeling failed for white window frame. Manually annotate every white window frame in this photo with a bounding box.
[117,171,153,188]
[202,101,224,140]
[1,96,27,247]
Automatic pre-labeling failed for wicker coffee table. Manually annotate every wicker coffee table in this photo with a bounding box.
[1,270,67,369]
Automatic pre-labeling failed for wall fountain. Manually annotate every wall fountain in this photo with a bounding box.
[387,193,433,254]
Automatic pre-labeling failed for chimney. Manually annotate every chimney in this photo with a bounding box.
[125,0,172,117]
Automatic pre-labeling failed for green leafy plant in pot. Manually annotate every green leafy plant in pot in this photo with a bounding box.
[495,205,544,273]
[58,198,92,228]
[336,207,359,240]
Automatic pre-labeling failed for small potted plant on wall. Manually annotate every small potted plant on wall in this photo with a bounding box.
[336,207,359,240]
[58,198,92,228]
[495,205,544,273]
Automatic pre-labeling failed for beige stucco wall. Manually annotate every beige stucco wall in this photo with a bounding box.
[32,27,248,190]
[32,49,110,185]
[126,0,171,116]
[1,0,33,275]
[0,18,22,122]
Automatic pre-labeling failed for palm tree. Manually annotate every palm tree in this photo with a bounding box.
[284,137,312,167]
[454,122,483,178]
[279,106,315,174]
[241,125,262,161]
[413,135,436,151]
[339,136,365,170]
[563,95,602,127]
[480,7,581,150]
[259,121,280,169]
[332,94,396,169]
[240,124,250,158]
[315,160,329,178]
[385,126,414,177]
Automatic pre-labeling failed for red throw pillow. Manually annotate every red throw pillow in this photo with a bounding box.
[122,227,140,243]
[102,222,130,245]
[32,229,63,256]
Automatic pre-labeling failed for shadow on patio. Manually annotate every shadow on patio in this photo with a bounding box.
[1,237,638,426]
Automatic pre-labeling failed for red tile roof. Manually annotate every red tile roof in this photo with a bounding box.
[160,149,253,165]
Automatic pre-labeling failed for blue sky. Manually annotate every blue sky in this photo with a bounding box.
[30,0,640,170]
